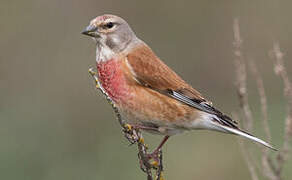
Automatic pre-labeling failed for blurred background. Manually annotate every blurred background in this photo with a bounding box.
[1,0,291,179]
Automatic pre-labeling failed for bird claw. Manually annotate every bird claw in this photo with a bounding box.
[138,150,161,173]
[146,150,161,165]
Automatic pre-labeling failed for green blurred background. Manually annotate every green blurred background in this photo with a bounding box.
[1,0,291,179]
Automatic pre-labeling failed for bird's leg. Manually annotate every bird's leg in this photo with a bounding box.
[153,135,170,154]
[147,135,169,163]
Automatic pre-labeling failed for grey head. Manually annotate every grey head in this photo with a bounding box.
[82,14,140,54]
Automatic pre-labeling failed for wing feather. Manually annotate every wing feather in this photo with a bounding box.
[126,44,204,99]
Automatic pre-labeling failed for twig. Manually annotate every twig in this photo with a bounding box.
[233,18,254,131]
[249,60,277,180]
[249,61,272,142]
[88,68,164,180]
[270,43,292,178]
[233,19,259,180]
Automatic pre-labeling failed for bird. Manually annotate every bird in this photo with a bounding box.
[81,14,276,158]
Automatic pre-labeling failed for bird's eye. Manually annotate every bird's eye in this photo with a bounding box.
[104,22,114,29]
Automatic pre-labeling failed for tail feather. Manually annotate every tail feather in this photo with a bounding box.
[215,122,277,151]
[210,112,277,151]
[194,113,277,151]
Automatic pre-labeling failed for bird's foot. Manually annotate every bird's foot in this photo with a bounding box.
[146,149,162,167]
[138,150,161,172]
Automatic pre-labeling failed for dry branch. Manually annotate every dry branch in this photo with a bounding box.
[270,43,292,178]
[233,18,254,131]
[233,19,260,180]
[249,61,272,142]
[249,60,277,180]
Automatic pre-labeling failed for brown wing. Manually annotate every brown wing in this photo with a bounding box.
[126,44,205,101]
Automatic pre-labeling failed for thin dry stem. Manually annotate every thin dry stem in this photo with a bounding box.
[270,43,292,179]
[233,19,260,180]
[249,60,277,180]
[249,60,272,142]
[233,18,254,131]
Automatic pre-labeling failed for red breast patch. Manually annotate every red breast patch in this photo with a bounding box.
[97,59,130,102]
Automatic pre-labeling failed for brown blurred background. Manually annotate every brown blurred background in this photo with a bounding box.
[1,0,291,179]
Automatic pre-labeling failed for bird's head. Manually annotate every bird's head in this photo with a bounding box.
[82,14,137,53]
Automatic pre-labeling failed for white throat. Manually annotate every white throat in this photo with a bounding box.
[95,37,143,63]
[95,43,115,63]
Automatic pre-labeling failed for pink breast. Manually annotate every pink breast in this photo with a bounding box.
[97,59,129,102]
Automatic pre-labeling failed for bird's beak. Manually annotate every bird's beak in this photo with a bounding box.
[81,24,100,38]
